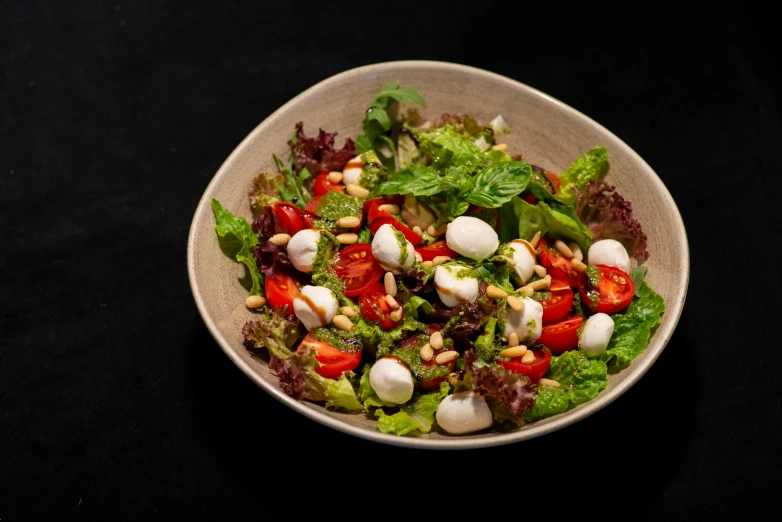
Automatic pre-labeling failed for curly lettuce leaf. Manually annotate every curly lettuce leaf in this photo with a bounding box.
[376,382,450,436]
[289,122,356,176]
[212,199,262,296]
[512,197,593,254]
[556,146,609,204]
[242,308,305,360]
[248,172,282,217]
[415,125,485,172]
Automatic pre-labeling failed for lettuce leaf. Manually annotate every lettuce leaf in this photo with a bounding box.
[376,382,451,436]
[212,199,262,296]
[512,197,593,253]
[415,125,485,172]
[555,146,609,204]
[242,308,305,360]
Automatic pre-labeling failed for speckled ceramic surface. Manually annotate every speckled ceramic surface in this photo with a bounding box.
[187,61,689,449]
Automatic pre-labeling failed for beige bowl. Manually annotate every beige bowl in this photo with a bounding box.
[187,61,689,449]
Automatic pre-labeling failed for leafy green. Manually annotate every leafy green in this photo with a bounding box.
[498,200,520,243]
[358,363,396,410]
[248,172,283,216]
[415,125,485,172]
[524,350,609,422]
[631,265,648,296]
[404,296,435,320]
[464,161,531,208]
[556,146,609,204]
[512,197,594,254]
[523,180,566,205]
[212,199,262,296]
[242,308,305,360]
[370,167,442,197]
[273,153,310,209]
[376,382,450,436]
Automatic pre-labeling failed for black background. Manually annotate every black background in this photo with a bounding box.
[2,1,781,520]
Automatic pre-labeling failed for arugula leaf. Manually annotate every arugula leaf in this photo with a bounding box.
[273,154,310,209]
[370,167,441,197]
[556,146,609,204]
[465,161,531,208]
[212,199,262,296]
[512,197,593,254]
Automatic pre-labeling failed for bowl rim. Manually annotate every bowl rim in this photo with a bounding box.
[187,60,690,449]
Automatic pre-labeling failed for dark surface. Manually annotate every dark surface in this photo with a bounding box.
[2,2,780,520]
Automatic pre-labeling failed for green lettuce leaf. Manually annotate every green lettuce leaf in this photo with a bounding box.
[376,382,451,436]
[404,296,435,320]
[276,346,362,411]
[358,363,396,410]
[556,146,609,204]
[212,199,262,296]
[415,125,485,172]
[512,197,593,254]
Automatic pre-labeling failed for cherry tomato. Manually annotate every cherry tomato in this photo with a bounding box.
[332,244,384,297]
[497,347,551,383]
[537,236,580,287]
[363,195,404,218]
[539,278,574,324]
[578,264,635,314]
[414,240,459,262]
[547,172,561,191]
[297,333,362,380]
[369,217,422,245]
[303,194,326,216]
[265,273,301,313]
[271,202,306,236]
[521,194,539,205]
[301,195,360,233]
[399,325,454,391]
[359,283,403,329]
[312,170,345,197]
[537,314,584,354]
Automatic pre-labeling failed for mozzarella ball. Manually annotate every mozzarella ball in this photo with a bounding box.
[507,240,536,284]
[445,216,499,261]
[293,285,339,331]
[341,154,365,186]
[500,297,543,342]
[587,239,631,274]
[287,229,321,273]
[435,391,494,434]
[371,223,415,274]
[400,195,436,231]
[369,357,414,404]
[578,313,615,357]
[434,264,479,308]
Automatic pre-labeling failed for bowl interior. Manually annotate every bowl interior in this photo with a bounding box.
[187,61,689,449]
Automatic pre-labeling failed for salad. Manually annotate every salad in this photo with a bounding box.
[212,83,665,436]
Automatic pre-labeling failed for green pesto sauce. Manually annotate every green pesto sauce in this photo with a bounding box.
[312,269,345,296]
[312,326,360,352]
[358,163,390,190]
[585,264,601,286]
[314,191,363,221]
[311,218,335,231]
[312,231,339,271]
[532,291,552,301]
[393,228,409,266]
[497,243,514,258]
[393,343,451,382]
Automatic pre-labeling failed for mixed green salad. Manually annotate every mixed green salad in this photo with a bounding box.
[212,83,665,436]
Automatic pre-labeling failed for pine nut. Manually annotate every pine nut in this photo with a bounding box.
[500,345,528,358]
[426,223,448,236]
[385,294,400,309]
[245,295,267,308]
[568,242,583,261]
[420,343,434,361]
[502,255,517,266]
[269,233,291,246]
[422,260,434,268]
[529,275,552,291]
[336,216,361,228]
[491,143,508,151]
[336,233,358,244]
[486,285,508,299]
[389,308,403,322]
[554,239,574,258]
[533,264,547,278]
[508,333,520,347]
[529,231,541,248]
[517,286,533,297]
[378,204,400,215]
[345,183,369,198]
[384,272,397,297]
[507,295,525,312]
[521,351,535,364]
[333,315,354,331]
[448,372,460,387]
[328,171,344,183]
[412,225,423,236]
[539,378,561,388]
[432,256,451,266]
[571,257,587,272]
[340,306,357,317]
[414,251,423,263]
[435,350,459,364]
[430,331,444,350]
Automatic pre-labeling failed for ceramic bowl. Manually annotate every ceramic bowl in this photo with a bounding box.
[187,61,689,449]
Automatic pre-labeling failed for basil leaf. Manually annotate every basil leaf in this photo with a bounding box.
[371,167,442,197]
[465,161,531,208]
[512,197,593,253]
[523,180,566,204]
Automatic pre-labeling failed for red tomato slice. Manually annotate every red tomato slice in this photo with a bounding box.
[497,347,551,383]
[303,194,325,216]
[359,283,403,330]
[537,236,580,287]
[369,217,422,245]
[298,333,362,380]
[578,264,635,314]
[265,273,301,313]
[271,202,306,236]
[539,278,574,324]
[399,324,453,391]
[333,244,384,297]
[547,172,561,191]
[415,240,459,262]
[521,194,539,205]
[362,195,404,218]
[537,314,584,354]
[312,170,345,197]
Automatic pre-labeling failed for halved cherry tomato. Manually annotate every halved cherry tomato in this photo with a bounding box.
[271,202,306,236]
[399,325,454,391]
[547,172,561,191]
[300,210,318,230]
[369,217,422,245]
[539,278,574,324]
[521,194,539,205]
[303,194,326,216]
[298,333,362,379]
[265,273,301,313]
[538,236,580,287]
[312,170,345,197]
[415,240,459,262]
[333,244,384,297]
[301,195,360,233]
[537,314,584,354]
[497,347,551,383]
[363,195,404,218]
[578,264,635,314]
[359,283,403,329]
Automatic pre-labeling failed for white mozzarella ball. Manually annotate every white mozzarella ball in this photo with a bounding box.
[287,229,321,273]
[507,240,536,284]
[293,285,338,331]
[500,297,543,342]
[435,391,494,434]
[578,313,615,357]
[371,223,415,274]
[434,265,479,308]
[369,357,414,404]
[587,239,631,274]
[445,216,499,261]
[342,154,364,186]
